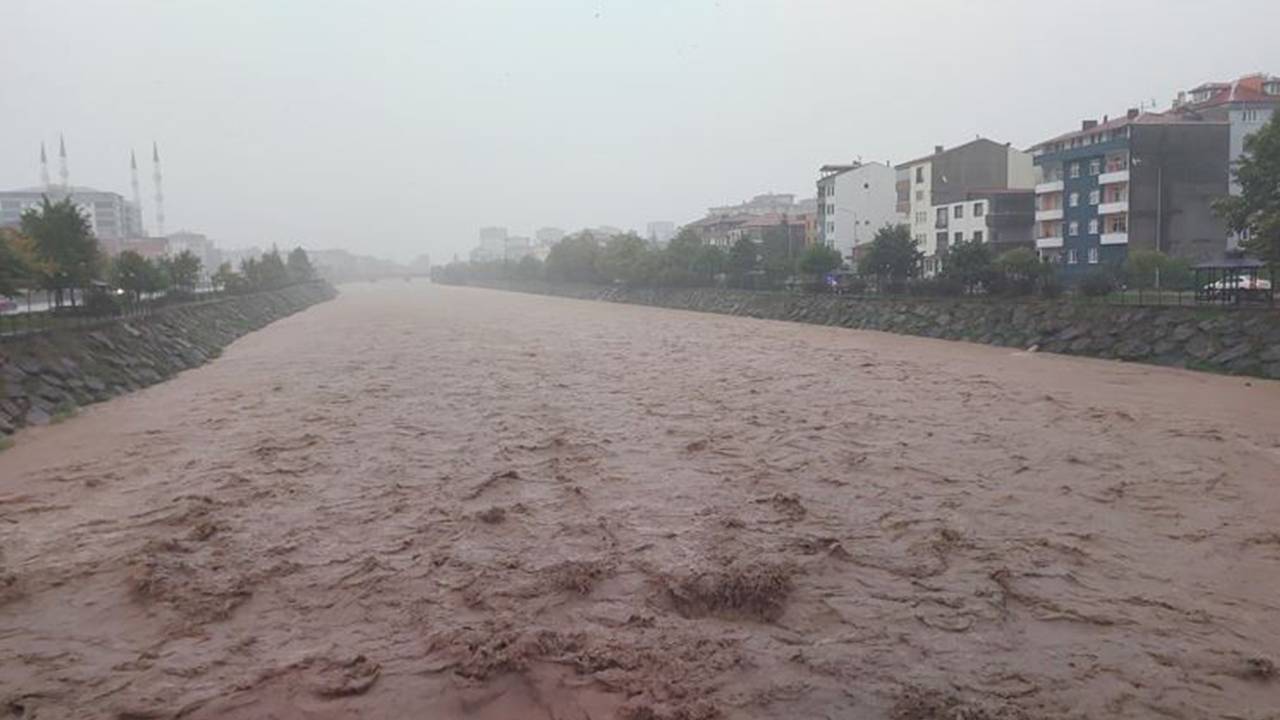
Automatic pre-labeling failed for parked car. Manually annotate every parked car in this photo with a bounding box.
[1204,275,1273,291]
[1202,274,1274,303]
[0,298,19,313]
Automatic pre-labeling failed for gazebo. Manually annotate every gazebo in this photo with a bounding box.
[1193,256,1275,306]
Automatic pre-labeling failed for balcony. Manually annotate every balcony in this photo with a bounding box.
[1098,169,1129,185]
[1098,200,1128,215]
[1100,232,1129,245]
[1036,236,1064,249]
[1035,180,1065,194]
[1035,208,1063,222]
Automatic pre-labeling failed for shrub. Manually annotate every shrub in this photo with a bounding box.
[1078,269,1116,297]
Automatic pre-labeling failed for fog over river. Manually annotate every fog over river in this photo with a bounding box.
[2,283,1279,719]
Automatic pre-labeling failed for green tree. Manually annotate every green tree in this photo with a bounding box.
[259,246,290,289]
[857,224,921,289]
[940,240,995,294]
[796,243,842,277]
[19,197,101,308]
[545,231,602,283]
[992,247,1047,296]
[665,227,703,267]
[108,251,154,302]
[1215,113,1280,265]
[0,229,38,298]
[212,261,242,293]
[286,247,315,282]
[727,237,759,276]
[514,254,544,281]
[690,244,727,281]
[597,233,653,285]
[1123,249,1168,290]
[168,250,202,293]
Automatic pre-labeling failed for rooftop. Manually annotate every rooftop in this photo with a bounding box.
[894,137,1012,170]
[1176,73,1280,110]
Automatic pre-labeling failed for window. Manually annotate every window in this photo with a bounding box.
[1242,110,1260,122]
[827,222,834,233]
[1108,216,1128,233]
[973,202,985,217]
[1089,159,1101,175]
[936,207,948,224]
[1069,221,1079,236]
[915,233,926,245]
[953,205,964,219]
[954,232,963,244]
[973,230,984,243]
[1067,249,1078,264]
[1088,218,1099,234]
[1069,192,1079,207]
[1089,190,1100,205]
[1088,247,1099,264]
[936,232,947,247]
[1070,163,1081,178]
[916,167,924,183]
[916,190,924,201]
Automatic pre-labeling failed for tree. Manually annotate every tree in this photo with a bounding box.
[212,261,241,293]
[992,247,1047,296]
[796,243,842,277]
[19,197,101,308]
[728,237,759,276]
[259,246,290,289]
[1123,249,1169,290]
[1215,113,1280,265]
[857,224,921,289]
[545,231,602,283]
[690,244,727,281]
[514,254,544,281]
[940,240,995,294]
[286,247,315,282]
[0,229,39,298]
[109,251,154,302]
[168,250,202,293]
[597,233,653,285]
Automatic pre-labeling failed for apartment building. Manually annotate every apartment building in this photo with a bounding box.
[0,186,143,242]
[1031,111,1230,275]
[929,189,1036,261]
[1171,73,1280,249]
[895,139,1034,274]
[815,161,902,261]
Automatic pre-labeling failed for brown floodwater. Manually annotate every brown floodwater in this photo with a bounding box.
[2,283,1279,719]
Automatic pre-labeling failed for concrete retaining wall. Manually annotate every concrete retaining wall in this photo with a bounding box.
[458,281,1280,379]
[0,283,337,436]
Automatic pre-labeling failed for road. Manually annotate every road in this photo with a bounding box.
[2,282,1279,719]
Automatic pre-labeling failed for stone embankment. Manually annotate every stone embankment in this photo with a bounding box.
[458,281,1280,379]
[0,282,337,435]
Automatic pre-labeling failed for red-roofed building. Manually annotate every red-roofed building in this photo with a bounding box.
[1170,73,1280,250]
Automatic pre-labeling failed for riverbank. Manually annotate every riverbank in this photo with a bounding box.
[441,279,1280,379]
[0,282,337,436]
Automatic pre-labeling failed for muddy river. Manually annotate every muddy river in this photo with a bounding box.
[2,283,1279,719]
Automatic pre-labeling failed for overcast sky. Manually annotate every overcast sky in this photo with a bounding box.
[2,0,1275,262]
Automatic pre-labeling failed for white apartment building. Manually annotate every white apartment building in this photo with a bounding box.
[896,139,1034,274]
[0,186,143,243]
[815,162,902,261]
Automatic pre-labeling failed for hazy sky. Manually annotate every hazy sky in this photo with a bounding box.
[2,0,1276,262]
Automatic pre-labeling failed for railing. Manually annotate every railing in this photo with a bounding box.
[0,281,324,343]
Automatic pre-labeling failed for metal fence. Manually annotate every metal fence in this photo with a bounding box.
[0,282,224,343]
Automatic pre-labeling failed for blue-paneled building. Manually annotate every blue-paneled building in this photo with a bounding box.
[1030,110,1231,279]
